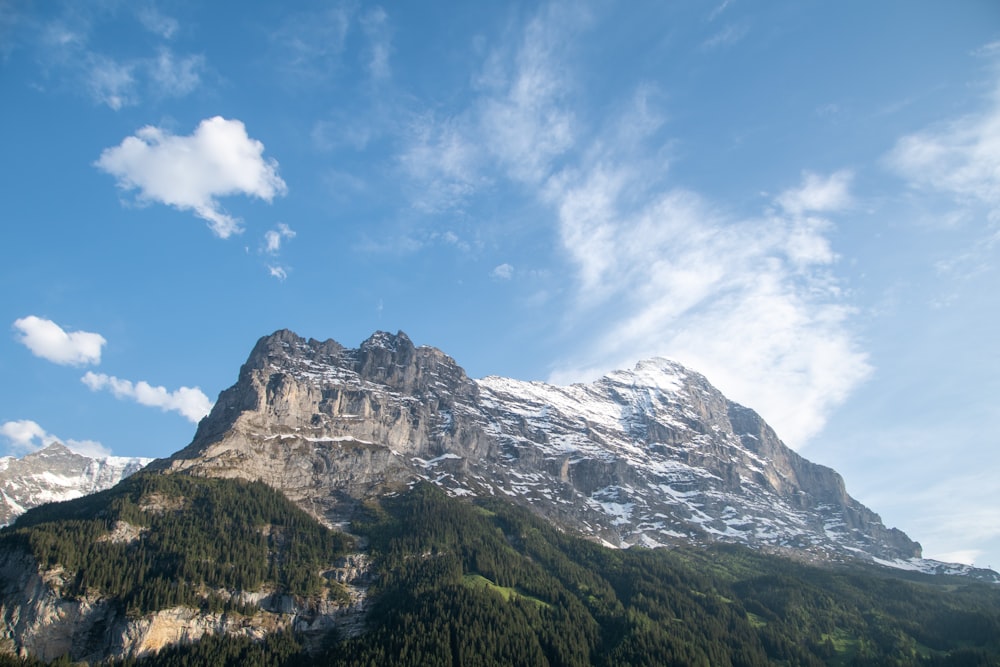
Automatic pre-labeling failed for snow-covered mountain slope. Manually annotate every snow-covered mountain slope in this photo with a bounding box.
[157,329,998,581]
[0,443,151,525]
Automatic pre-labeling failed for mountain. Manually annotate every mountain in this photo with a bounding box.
[2,481,999,665]
[0,443,151,526]
[159,329,923,567]
[1,328,999,664]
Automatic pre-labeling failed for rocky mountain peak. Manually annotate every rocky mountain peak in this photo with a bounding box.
[160,328,932,567]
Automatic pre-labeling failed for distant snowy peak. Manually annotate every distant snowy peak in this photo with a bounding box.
[0,443,152,525]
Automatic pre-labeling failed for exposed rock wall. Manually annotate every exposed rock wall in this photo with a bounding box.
[0,545,370,662]
[159,329,921,562]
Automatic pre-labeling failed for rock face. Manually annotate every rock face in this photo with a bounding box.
[0,444,150,526]
[160,329,921,564]
[0,545,368,663]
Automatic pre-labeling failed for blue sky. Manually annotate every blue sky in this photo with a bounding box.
[2,0,998,568]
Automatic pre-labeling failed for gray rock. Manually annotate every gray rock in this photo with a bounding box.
[158,329,922,563]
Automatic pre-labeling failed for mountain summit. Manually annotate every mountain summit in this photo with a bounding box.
[158,329,922,566]
[0,443,150,525]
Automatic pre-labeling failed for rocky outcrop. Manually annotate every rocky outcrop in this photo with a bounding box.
[0,444,151,526]
[0,544,372,662]
[158,329,922,563]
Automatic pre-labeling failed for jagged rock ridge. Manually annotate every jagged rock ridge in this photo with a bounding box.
[159,329,924,565]
[0,443,151,526]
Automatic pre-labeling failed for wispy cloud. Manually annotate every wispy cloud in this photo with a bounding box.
[13,316,105,366]
[360,6,392,81]
[547,167,869,446]
[149,48,204,97]
[397,3,584,210]
[23,6,202,109]
[84,53,136,110]
[475,4,582,186]
[776,170,853,217]
[1,419,110,458]
[95,117,287,238]
[135,5,179,40]
[394,3,869,447]
[702,23,749,51]
[81,372,213,424]
[262,223,296,281]
[399,113,487,212]
[492,263,514,280]
[886,79,1000,222]
[267,6,352,85]
[885,75,1000,281]
[264,222,296,254]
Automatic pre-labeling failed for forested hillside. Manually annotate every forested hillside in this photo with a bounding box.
[1,482,998,666]
[1,473,353,616]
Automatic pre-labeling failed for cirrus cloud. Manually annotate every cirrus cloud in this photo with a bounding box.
[13,316,106,366]
[81,372,213,423]
[95,117,288,238]
[547,168,870,447]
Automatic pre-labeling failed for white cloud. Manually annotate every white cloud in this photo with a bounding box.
[886,81,1000,222]
[28,7,201,109]
[136,6,179,39]
[81,372,213,423]
[475,5,579,185]
[1,419,111,458]
[95,117,288,238]
[82,49,203,109]
[399,114,487,212]
[776,170,853,217]
[398,3,582,209]
[547,162,870,446]
[13,316,106,366]
[150,49,204,97]
[390,5,869,447]
[0,420,48,451]
[85,54,137,110]
[268,265,289,281]
[492,263,514,280]
[263,223,296,254]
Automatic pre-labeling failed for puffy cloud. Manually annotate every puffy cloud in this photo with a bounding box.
[13,316,105,366]
[268,265,289,281]
[95,117,287,238]
[0,419,111,457]
[0,420,48,450]
[81,372,213,423]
